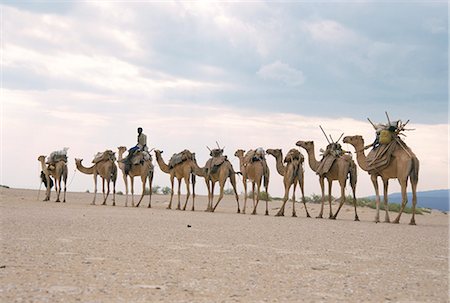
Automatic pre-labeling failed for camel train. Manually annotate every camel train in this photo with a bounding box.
[39,115,420,225]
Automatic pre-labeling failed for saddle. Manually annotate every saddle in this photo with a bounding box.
[284,148,304,164]
[47,148,69,164]
[169,150,194,169]
[92,150,116,163]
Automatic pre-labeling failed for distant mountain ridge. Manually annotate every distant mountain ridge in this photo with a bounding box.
[367,189,449,211]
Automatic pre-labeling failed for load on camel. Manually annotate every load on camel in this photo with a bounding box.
[296,126,359,221]
[343,112,420,225]
[38,147,68,203]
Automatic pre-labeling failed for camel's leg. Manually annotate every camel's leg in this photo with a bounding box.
[182,176,191,211]
[242,179,247,214]
[167,176,174,209]
[317,177,325,218]
[92,175,97,205]
[299,176,311,218]
[102,178,110,206]
[291,181,297,217]
[177,178,182,210]
[112,179,116,206]
[252,182,261,215]
[409,177,418,225]
[275,179,290,217]
[123,175,129,207]
[351,185,359,221]
[148,171,154,208]
[230,173,240,213]
[191,173,196,211]
[43,174,51,201]
[332,179,347,220]
[62,172,67,203]
[55,177,61,202]
[371,175,380,223]
[130,177,135,207]
[135,175,146,207]
[383,178,390,223]
[212,178,227,212]
[264,183,269,216]
[205,179,212,212]
[393,178,408,224]
[101,178,106,205]
[327,179,334,219]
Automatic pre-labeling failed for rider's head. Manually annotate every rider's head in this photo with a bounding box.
[137,127,143,134]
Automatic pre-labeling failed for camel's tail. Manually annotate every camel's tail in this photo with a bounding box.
[410,157,419,184]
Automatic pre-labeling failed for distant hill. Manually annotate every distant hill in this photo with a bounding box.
[367,189,449,211]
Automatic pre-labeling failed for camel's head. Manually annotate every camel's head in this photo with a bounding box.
[74,158,83,164]
[296,140,313,150]
[266,149,281,158]
[154,149,163,156]
[234,149,245,157]
[118,146,127,153]
[343,135,363,146]
[38,155,46,162]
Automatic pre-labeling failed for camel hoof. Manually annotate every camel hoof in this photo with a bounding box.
[306,214,311,218]
[409,221,416,226]
[275,213,284,217]
[55,200,60,203]
[384,220,390,223]
[329,216,336,220]
[292,214,297,218]
[392,220,399,224]
[148,205,151,208]
[354,217,360,221]
[265,212,269,216]
[166,207,171,210]
[237,210,241,214]
[316,216,323,219]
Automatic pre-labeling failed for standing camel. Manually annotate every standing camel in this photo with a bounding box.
[38,155,67,202]
[296,141,359,221]
[154,150,196,211]
[266,149,310,217]
[191,154,241,213]
[343,135,419,225]
[234,149,270,215]
[117,146,154,208]
[75,151,117,206]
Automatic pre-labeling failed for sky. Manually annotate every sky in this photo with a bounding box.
[1,1,448,200]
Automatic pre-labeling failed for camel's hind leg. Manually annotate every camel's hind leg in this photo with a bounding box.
[91,175,97,205]
[393,178,408,224]
[135,175,147,208]
[242,179,248,214]
[327,179,334,219]
[148,171,154,208]
[370,175,380,223]
[251,182,261,215]
[383,178,390,223]
[332,180,346,220]
[167,176,174,209]
[299,176,310,218]
[317,177,325,218]
[229,173,240,213]
[55,178,61,202]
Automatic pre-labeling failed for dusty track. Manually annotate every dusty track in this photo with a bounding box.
[1,188,448,302]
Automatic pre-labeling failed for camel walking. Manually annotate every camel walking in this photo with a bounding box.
[191,155,240,213]
[117,146,154,208]
[154,150,196,211]
[75,152,117,206]
[266,149,310,217]
[234,149,269,215]
[296,141,359,221]
[38,155,67,202]
[343,135,419,224]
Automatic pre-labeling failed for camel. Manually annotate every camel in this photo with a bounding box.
[74,152,117,206]
[117,146,154,208]
[190,154,240,213]
[266,149,311,217]
[343,135,419,225]
[154,150,196,211]
[234,149,269,215]
[296,141,359,221]
[37,155,67,202]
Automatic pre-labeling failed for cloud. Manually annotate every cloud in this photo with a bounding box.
[257,61,305,86]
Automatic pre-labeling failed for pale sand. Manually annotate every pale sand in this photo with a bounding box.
[1,188,448,302]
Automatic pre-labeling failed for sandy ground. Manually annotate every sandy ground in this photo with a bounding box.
[1,187,448,302]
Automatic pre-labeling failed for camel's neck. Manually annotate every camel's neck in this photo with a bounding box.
[236,154,245,171]
[191,159,206,177]
[76,160,95,175]
[39,159,48,172]
[305,145,320,172]
[117,149,125,170]
[272,154,286,176]
[155,152,170,174]
[351,141,369,172]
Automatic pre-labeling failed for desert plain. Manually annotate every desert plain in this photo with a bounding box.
[1,187,448,302]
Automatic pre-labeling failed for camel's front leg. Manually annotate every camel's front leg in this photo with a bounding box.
[409,176,418,225]
[251,182,261,215]
[332,180,347,220]
[167,176,174,209]
[291,181,297,217]
[212,180,226,212]
[393,179,408,224]
[383,178,390,223]
[130,177,135,207]
[123,175,129,207]
[92,175,97,205]
[328,179,334,219]
[112,179,116,206]
[135,175,146,207]
[148,171,154,208]
[55,178,61,202]
[371,175,380,223]
[230,173,240,213]
[299,176,311,218]
[102,178,110,206]
[177,178,182,210]
[182,177,190,211]
[242,179,247,214]
[275,180,290,217]
[317,177,325,218]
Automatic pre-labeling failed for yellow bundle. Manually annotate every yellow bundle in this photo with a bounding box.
[379,130,392,144]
